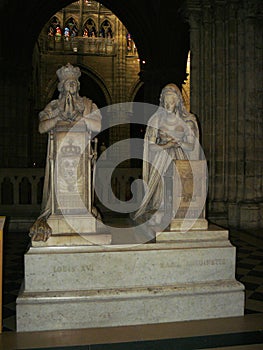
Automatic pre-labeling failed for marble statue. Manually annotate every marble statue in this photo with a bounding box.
[30,63,102,241]
[133,83,200,224]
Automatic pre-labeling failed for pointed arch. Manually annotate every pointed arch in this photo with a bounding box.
[129,79,144,102]
[43,64,112,108]
[100,18,113,38]
[64,16,79,37]
[78,64,112,107]
[83,17,97,37]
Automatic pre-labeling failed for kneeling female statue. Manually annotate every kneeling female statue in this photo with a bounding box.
[133,83,200,225]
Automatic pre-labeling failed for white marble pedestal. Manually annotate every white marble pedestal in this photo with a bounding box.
[16,225,244,332]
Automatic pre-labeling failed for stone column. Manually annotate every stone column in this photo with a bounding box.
[236,0,263,228]
[212,1,227,214]
[109,19,130,166]
[186,0,263,228]
[113,18,126,104]
[226,1,243,225]
[79,0,84,34]
[187,0,218,212]
[186,0,202,116]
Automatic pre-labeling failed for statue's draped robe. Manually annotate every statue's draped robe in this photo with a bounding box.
[38,97,101,221]
[134,109,200,220]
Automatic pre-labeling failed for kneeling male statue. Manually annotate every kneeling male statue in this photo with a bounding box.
[30,63,102,241]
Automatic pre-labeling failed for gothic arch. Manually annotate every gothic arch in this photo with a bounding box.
[78,65,112,107]
[44,65,111,108]
[83,15,98,23]
[49,15,63,26]
[45,77,59,104]
[64,16,78,27]
[100,18,114,38]
[83,17,98,37]
[64,16,79,37]
[47,15,63,37]
[65,16,78,24]
[129,79,144,102]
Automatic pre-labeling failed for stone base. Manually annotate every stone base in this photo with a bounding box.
[170,218,208,231]
[16,225,244,332]
[40,214,112,246]
[17,281,244,332]
[47,214,97,234]
[156,223,224,243]
[32,233,112,247]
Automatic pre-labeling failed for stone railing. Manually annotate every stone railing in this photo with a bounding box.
[0,167,142,231]
[0,168,44,231]
[0,168,44,207]
[44,36,117,55]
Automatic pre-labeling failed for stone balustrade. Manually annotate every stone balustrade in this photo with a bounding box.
[0,167,142,231]
[0,168,44,231]
[44,36,117,55]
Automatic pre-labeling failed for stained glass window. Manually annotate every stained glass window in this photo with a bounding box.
[48,16,62,40]
[100,20,113,38]
[83,18,97,37]
[126,33,136,54]
[65,17,78,38]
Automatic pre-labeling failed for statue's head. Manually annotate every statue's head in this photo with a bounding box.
[160,84,182,108]
[159,83,183,114]
[159,83,190,118]
[56,63,81,93]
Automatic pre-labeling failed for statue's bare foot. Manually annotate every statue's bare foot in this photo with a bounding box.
[29,218,52,242]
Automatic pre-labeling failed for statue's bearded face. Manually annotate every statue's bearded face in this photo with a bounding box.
[64,79,78,95]
[164,93,180,113]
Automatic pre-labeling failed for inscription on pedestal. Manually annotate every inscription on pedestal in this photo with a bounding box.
[160,258,227,269]
[53,264,94,273]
